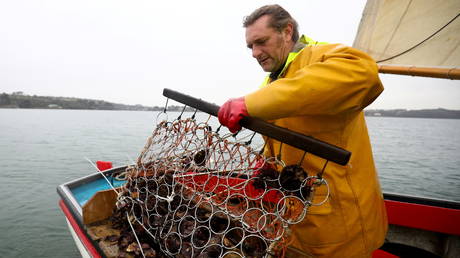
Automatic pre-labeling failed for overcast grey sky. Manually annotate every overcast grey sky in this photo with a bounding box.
[1,0,459,110]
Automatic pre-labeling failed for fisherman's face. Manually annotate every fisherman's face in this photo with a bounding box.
[246,15,293,72]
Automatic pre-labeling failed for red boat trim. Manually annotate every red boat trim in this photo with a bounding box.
[385,199,460,236]
[372,249,399,258]
[59,200,101,258]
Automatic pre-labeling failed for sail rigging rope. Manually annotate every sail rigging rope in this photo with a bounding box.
[377,12,460,63]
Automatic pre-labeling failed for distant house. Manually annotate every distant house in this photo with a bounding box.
[48,104,62,109]
[12,91,24,96]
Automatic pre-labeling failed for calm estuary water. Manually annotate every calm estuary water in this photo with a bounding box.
[0,109,459,257]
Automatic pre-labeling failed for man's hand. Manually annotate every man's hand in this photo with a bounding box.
[218,97,249,133]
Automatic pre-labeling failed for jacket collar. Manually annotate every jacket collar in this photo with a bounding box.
[261,35,327,87]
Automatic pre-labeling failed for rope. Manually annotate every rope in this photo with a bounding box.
[125,212,146,258]
[85,157,119,195]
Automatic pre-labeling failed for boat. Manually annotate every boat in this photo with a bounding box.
[57,1,460,257]
[57,168,460,257]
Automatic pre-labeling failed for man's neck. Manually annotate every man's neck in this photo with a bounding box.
[269,64,286,80]
[269,40,303,80]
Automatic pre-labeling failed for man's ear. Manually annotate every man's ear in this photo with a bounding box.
[283,23,294,42]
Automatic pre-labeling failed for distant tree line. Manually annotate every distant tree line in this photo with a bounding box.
[365,109,460,119]
[3,93,458,118]
[0,92,195,111]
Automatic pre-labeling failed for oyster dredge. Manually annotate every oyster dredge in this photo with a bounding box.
[58,1,460,257]
[59,88,352,257]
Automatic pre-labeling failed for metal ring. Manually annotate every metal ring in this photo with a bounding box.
[164,232,182,256]
[240,234,268,258]
[275,195,307,224]
[178,215,196,238]
[191,225,212,249]
[241,208,264,234]
[209,210,230,235]
[155,111,168,125]
[309,177,330,206]
[256,213,284,241]
[221,227,245,249]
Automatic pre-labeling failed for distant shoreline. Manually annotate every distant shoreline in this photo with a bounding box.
[0,106,197,112]
[1,92,459,119]
[2,107,459,120]
[364,109,460,120]
[0,92,194,112]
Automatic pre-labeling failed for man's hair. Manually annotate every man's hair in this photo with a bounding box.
[243,4,299,42]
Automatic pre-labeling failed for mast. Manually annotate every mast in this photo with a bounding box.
[378,65,460,80]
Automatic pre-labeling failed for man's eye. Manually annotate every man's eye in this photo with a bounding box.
[247,38,267,49]
[255,39,267,45]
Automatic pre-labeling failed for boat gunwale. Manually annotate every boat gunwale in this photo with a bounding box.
[383,192,460,210]
[59,200,102,258]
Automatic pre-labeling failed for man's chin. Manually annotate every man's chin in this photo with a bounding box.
[260,64,273,72]
[261,67,271,72]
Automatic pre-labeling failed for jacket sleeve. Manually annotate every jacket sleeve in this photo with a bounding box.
[245,44,384,120]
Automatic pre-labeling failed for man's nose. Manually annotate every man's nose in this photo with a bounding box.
[252,46,262,59]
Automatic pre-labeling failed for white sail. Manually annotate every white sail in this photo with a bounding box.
[353,0,460,70]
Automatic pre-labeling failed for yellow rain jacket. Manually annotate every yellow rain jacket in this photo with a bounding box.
[245,42,388,257]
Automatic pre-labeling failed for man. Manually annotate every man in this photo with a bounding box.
[218,4,388,258]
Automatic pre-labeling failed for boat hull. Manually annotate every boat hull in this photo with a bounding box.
[57,166,460,258]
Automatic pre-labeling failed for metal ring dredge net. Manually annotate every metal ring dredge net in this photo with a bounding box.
[111,113,329,258]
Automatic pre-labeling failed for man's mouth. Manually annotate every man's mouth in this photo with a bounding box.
[258,57,269,65]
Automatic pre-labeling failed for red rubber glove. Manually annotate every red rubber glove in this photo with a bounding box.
[218,97,249,133]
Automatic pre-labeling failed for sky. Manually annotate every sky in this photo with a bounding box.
[1,0,459,110]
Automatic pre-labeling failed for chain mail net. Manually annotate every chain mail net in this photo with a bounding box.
[111,112,329,258]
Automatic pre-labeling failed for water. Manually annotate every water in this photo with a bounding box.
[367,116,460,200]
[0,109,459,257]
